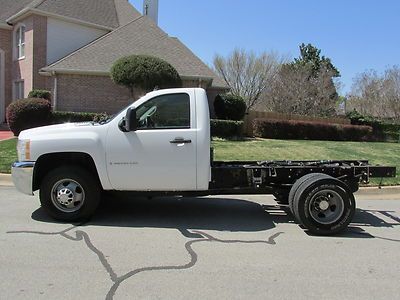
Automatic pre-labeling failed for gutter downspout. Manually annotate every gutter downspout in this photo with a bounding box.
[53,72,58,110]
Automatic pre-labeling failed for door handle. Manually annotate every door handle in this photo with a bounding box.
[170,138,192,144]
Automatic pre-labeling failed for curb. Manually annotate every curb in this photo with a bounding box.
[0,173,13,187]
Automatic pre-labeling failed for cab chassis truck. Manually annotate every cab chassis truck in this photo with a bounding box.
[12,88,396,235]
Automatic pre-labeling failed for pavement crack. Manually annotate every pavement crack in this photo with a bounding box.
[7,227,283,300]
[106,230,284,299]
[7,225,118,282]
[373,235,400,242]
[61,231,118,281]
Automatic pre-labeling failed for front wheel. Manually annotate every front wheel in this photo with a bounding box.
[39,166,101,221]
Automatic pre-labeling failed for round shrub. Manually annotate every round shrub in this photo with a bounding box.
[28,89,52,101]
[111,55,182,93]
[214,94,247,121]
[6,98,52,136]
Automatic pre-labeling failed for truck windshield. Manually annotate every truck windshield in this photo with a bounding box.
[94,102,136,125]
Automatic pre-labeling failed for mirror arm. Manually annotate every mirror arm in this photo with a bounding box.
[118,118,129,132]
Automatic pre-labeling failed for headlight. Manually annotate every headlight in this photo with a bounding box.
[17,139,31,161]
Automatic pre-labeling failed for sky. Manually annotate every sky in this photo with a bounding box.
[129,0,400,94]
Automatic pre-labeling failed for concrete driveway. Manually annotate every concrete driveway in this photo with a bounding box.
[1,186,399,300]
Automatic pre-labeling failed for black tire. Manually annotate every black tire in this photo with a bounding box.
[292,177,356,235]
[39,166,101,222]
[273,189,290,205]
[288,173,330,215]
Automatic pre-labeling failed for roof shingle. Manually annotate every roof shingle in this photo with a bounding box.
[0,0,33,25]
[1,0,141,28]
[43,16,227,88]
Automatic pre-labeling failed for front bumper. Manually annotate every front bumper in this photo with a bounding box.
[11,161,35,195]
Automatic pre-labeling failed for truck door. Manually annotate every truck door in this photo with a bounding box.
[106,91,197,191]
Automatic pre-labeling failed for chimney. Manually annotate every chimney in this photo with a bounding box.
[143,0,159,25]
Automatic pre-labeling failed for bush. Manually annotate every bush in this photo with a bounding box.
[111,55,182,93]
[253,118,373,141]
[347,110,400,141]
[211,119,243,138]
[52,111,109,124]
[28,89,52,101]
[6,98,52,136]
[214,94,247,121]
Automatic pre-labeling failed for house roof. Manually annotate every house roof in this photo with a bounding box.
[0,0,32,26]
[1,0,141,29]
[42,16,228,88]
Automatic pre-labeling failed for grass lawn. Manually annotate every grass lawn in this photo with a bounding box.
[1,137,398,185]
[212,138,400,186]
[0,138,17,173]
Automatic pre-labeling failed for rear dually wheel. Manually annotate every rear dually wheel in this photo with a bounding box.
[291,176,356,235]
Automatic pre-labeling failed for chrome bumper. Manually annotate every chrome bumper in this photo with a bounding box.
[11,161,35,195]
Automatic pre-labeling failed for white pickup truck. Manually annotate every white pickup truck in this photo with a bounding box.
[12,88,396,235]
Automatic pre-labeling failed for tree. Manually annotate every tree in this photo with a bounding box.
[264,64,338,116]
[111,55,182,95]
[347,66,400,120]
[213,49,284,111]
[262,43,341,117]
[291,43,340,77]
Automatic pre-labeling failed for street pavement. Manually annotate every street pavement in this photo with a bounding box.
[1,186,399,300]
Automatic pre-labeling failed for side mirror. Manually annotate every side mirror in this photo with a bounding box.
[119,107,137,132]
[125,107,138,131]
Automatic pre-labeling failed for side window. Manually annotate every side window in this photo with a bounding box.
[136,93,190,130]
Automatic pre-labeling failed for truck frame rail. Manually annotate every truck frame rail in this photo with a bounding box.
[210,160,396,190]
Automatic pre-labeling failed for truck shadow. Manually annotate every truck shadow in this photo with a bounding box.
[32,196,280,232]
[304,208,400,239]
[31,195,399,238]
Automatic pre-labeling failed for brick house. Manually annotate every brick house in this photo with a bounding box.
[0,0,227,123]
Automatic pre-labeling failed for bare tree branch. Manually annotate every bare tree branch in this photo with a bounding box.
[213,49,285,111]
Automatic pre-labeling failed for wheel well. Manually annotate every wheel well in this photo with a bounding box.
[33,152,100,191]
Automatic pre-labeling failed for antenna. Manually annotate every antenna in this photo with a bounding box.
[143,0,159,25]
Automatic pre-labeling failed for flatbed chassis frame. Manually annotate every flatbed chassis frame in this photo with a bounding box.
[116,160,395,198]
[210,160,396,192]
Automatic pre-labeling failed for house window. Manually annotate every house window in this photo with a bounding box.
[14,81,24,100]
[15,25,26,59]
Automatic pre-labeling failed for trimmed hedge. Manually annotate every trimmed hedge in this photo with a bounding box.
[111,55,182,92]
[253,118,373,141]
[214,94,247,121]
[52,111,109,124]
[347,110,400,141]
[5,100,110,135]
[211,119,243,138]
[6,98,52,136]
[28,89,52,101]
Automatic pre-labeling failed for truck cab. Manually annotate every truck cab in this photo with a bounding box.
[12,88,211,220]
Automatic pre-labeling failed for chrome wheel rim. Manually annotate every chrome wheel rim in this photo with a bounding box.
[51,179,85,213]
[309,189,344,225]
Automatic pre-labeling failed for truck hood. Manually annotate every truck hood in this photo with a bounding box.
[19,122,97,139]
